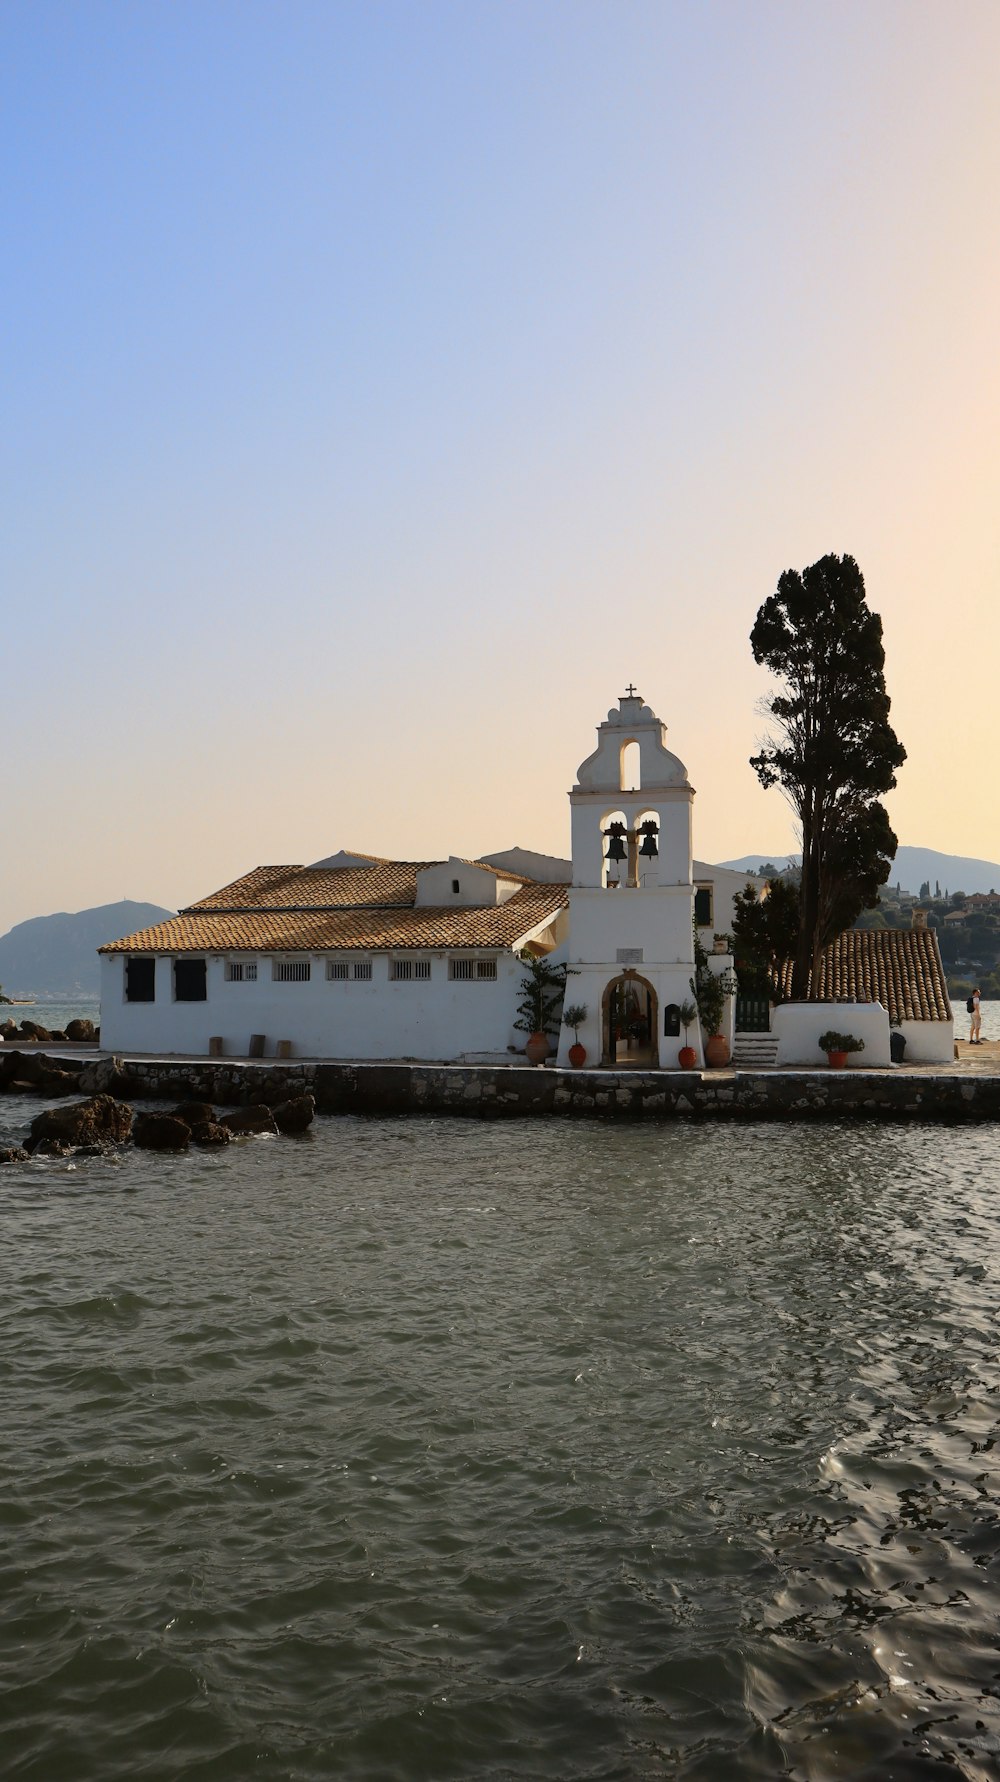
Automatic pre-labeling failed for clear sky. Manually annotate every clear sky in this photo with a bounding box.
[3,0,998,929]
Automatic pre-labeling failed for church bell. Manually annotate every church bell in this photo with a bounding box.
[638,825,659,859]
[605,821,627,863]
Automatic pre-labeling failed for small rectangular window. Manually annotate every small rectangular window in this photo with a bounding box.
[451,879,460,894]
[327,961,349,980]
[353,960,372,980]
[694,887,713,927]
[174,959,207,1002]
[449,958,498,981]
[125,957,155,1002]
[225,961,257,982]
[391,959,431,981]
[273,960,311,982]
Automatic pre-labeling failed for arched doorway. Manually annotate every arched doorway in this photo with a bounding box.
[602,971,659,1067]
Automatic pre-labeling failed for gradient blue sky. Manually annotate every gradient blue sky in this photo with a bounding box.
[4,1,999,928]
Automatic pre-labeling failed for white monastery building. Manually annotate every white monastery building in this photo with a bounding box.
[99,689,953,1065]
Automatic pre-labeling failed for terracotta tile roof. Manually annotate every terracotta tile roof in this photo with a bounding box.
[185,862,434,912]
[778,927,952,1022]
[99,882,569,955]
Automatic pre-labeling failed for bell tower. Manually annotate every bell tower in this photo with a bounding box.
[557,689,701,1068]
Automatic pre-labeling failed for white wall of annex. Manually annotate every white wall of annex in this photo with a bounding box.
[99,953,531,1061]
[772,1001,892,1067]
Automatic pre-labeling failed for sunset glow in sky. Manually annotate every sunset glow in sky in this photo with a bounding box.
[3,1,999,929]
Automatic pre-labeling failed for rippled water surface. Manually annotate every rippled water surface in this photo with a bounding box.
[2,1109,1000,1780]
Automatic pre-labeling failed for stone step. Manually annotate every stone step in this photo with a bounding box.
[732,1034,779,1068]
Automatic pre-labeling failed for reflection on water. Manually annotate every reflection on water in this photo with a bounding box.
[1,1112,999,1779]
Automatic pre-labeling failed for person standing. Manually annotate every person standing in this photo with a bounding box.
[970,986,982,1044]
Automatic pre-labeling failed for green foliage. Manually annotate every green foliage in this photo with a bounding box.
[562,1002,588,1041]
[817,1030,865,1054]
[750,553,906,999]
[731,877,799,999]
[690,925,737,1038]
[0,985,11,1004]
[678,999,697,1041]
[513,953,569,1036]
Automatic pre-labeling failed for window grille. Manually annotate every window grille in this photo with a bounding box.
[450,958,497,981]
[273,960,311,982]
[327,961,349,980]
[391,958,431,981]
[226,961,257,982]
[353,960,372,980]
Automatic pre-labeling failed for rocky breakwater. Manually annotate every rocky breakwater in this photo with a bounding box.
[0,1050,315,1164]
[0,1016,97,1045]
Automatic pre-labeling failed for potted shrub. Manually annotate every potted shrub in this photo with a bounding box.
[562,1003,588,1068]
[691,926,737,1067]
[677,999,697,1069]
[818,1030,865,1069]
[514,953,569,1065]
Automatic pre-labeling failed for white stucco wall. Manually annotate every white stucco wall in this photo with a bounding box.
[898,1020,954,1063]
[99,952,539,1061]
[772,1001,891,1067]
[414,861,520,907]
[566,885,696,966]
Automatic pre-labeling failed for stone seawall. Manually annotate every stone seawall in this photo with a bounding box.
[106,1058,1000,1121]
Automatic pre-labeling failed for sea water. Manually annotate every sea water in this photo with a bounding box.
[1,1108,999,1779]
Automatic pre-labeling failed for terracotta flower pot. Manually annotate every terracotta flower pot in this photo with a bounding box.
[677,1045,697,1069]
[704,1034,730,1068]
[525,1031,551,1066]
[568,1042,587,1069]
[826,1050,848,1069]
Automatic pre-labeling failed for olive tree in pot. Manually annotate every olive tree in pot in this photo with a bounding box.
[562,1003,589,1068]
[514,953,569,1065]
[690,925,737,1067]
[818,1030,865,1069]
[677,999,698,1069]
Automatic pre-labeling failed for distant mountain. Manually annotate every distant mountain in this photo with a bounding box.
[719,846,1000,898]
[719,853,802,876]
[0,901,173,999]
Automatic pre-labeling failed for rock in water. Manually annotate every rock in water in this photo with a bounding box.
[171,1102,217,1129]
[19,1021,52,1042]
[273,1094,315,1134]
[0,1050,43,1088]
[133,1113,191,1151]
[189,1121,232,1147]
[35,1068,83,1097]
[220,1105,278,1137]
[25,1095,133,1154]
[66,1019,96,1042]
[0,1146,29,1164]
[77,1056,125,1096]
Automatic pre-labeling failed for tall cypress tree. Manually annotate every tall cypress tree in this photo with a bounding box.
[750,554,906,1000]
